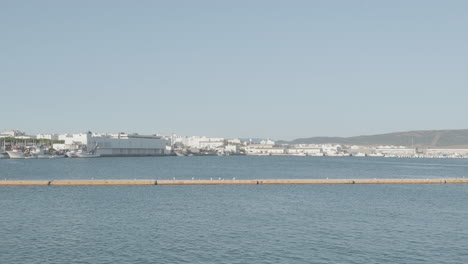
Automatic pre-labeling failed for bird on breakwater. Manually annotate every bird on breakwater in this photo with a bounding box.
[173,177,175,180]
[210,177,212,180]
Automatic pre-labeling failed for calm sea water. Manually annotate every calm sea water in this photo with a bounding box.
[1,157,467,263]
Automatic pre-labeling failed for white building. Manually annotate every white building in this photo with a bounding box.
[0,130,25,137]
[227,138,242,145]
[58,134,71,141]
[64,132,168,157]
[37,134,59,140]
[260,139,275,145]
[425,148,468,157]
[287,146,322,155]
[199,139,225,149]
[245,144,285,155]
[376,146,415,157]
[0,130,33,139]
[321,144,343,155]
[173,136,225,149]
[225,145,240,154]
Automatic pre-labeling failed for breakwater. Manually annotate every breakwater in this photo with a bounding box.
[1,178,468,186]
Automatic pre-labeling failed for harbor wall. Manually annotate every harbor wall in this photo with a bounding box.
[1,179,468,186]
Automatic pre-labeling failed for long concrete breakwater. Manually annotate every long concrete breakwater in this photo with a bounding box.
[1,178,468,186]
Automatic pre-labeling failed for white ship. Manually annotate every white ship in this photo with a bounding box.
[6,147,25,159]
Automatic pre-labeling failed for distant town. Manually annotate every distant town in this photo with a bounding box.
[1,129,468,159]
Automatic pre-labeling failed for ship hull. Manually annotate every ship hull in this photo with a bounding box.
[6,151,25,159]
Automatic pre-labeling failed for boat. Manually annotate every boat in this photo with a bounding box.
[75,150,100,158]
[65,151,77,158]
[6,147,25,159]
[49,154,65,159]
[174,150,187,156]
[0,139,8,159]
[27,146,47,158]
[66,148,100,158]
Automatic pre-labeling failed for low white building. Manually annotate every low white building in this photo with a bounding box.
[321,144,343,155]
[227,138,242,145]
[225,145,240,154]
[260,139,275,145]
[199,139,225,149]
[37,134,59,140]
[0,130,26,137]
[245,144,285,155]
[173,136,225,149]
[58,134,71,141]
[287,146,322,155]
[64,132,169,156]
[425,148,468,157]
[376,147,415,157]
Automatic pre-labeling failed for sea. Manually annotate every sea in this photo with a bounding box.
[1,156,467,264]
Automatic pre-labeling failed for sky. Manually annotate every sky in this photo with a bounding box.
[1,0,467,140]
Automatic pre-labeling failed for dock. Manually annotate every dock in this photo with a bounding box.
[1,178,467,186]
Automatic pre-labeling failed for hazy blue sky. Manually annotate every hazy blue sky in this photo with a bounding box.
[1,0,467,140]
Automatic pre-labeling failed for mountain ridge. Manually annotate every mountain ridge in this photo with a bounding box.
[279,129,468,148]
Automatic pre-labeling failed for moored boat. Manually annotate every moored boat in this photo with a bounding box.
[75,151,100,158]
[174,150,187,156]
[6,147,25,159]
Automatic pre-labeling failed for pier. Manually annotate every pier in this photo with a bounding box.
[1,178,467,186]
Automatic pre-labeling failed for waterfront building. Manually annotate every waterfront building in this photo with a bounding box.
[64,132,168,157]
[58,134,71,141]
[321,144,343,155]
[375,146,415,157]
[286,146,322,155]
[260,139,275,145]
[225,145,240,154]
[0,130,26,138]
[172,136,225,150]
[245,144,285,155]
[199,139,224,149]
[425,148,468,158]
[36,134,59,140]
[227,138,241,145]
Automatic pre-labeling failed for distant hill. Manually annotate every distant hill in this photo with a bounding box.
[280,129,468,148]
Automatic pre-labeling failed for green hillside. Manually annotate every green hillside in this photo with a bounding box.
[284,129,468,147]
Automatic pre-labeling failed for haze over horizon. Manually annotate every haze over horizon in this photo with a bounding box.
[1,1,467,140]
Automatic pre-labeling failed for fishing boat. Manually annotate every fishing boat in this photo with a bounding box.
[75,150,100,158]
[66,148,100,158]
[6,147,25,159]
[174,150,187,156]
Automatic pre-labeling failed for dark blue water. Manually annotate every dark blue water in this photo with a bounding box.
[1,157,467,263]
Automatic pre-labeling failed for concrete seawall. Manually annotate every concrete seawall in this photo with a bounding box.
[1,179,468,186]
